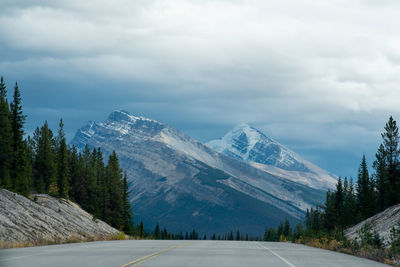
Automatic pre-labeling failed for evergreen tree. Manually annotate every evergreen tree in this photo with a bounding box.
[122,171,134,235]
[68,145,81,202]
[154,223,160,239]
[94,148,110,222]
[356,155,375,220]
[283,218,292,238]
[334,177,344,228]
[236,230,240,241]
[373,144,387,211]
[33,121,57,194]
[10,82,28,194]
[277,222,284,238]
[323,191,336,232]
[0,76,12,188]
[56,119,70,198]
[293,222,303,240]
[342,177,357,227]
[80,145,96,213]
[381,116,400,206]
[106,151,124,229]
[137,221,144,238]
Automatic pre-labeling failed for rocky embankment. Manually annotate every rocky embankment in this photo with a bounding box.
[345,204,400,247]
[0,189,119,245]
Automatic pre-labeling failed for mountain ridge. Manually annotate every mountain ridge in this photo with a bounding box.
[71,110,328,234]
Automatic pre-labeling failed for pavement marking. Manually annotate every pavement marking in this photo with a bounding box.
[258,243,296,267]
[120,245,182,267]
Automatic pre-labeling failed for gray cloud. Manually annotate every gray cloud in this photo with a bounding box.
[1,0,399,176]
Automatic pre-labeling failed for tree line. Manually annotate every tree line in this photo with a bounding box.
[0,77,133,234]
[305,116,400,237]
[260,116,400,245]
[305,116,400,236]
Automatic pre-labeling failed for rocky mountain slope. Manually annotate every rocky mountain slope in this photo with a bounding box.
[71,110,330,235]
[0,189,119,244]
[345,204,400,247]
[207,124,337,190]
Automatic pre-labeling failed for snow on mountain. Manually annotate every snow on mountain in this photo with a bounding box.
[71,110,328,234]
[206,124,337,190]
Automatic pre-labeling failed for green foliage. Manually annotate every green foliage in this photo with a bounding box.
[264,225,279,241]
[56,119,70,198]
[381,116,400,207]
[356,155,376,220]
[33,122,57,193]
[389,223,400,257]
[9,82,30,195]
[0,76,12,189]
[356,223,383,249]
[373,144,387,211]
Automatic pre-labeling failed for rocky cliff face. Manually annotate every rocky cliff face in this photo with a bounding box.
[0,189,119,244]
[71,110,329,235]
[345,204,400,247]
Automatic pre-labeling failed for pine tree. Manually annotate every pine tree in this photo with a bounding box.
[373,144,387,211]
[10,82,28,194]
[122,171,134,235]
[381,116,400,206]
[106,151,124,229]
[137,221,144,238]
[356,155,375,220]
[0,76,12,188]
[283,218,292,238]
[334,177,344,228]
[94,148,108,220]
[56,119,70,198]
[33,121,57,194]
[236,230,240,241]
[80,146,96,213]
[293,222,303,240]
[324,190,336,232]
[68,145,80,202]
[154,223,160,239]
[342,177,357,227]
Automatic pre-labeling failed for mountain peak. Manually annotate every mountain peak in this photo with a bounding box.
[207,124,337,189]
[207,123,273,162]
[207,124,310,172]
[107,110,159,124]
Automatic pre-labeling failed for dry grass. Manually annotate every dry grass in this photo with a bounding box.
[0,232,132,249]
[298,237,399,266]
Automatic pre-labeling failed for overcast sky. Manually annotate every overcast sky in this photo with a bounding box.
[1,0,400,177]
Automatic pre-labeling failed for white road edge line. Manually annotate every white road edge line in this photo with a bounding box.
[258,243,296,267]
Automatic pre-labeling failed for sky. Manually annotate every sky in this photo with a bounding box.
[1,0,400,178]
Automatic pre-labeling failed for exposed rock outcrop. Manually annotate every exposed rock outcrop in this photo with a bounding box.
[0,189,119,243]
[345,204,400,247]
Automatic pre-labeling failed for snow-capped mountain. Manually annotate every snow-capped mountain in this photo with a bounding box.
[207,124,337,190]
[71,110,327,235]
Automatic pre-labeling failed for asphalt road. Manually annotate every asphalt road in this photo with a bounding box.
[0,240,389,267]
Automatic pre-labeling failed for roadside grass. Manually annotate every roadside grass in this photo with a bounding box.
[296,237,399,266]
[0,232,134,249]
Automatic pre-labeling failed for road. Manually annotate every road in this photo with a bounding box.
[0,240,389,267]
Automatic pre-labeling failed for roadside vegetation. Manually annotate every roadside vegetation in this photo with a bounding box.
[263,116,400,265]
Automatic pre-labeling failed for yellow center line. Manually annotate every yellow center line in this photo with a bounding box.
[120,245,184,267]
